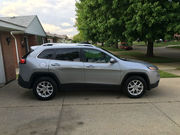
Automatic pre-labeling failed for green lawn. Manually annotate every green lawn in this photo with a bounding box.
[167,46,180,49]
[133,41,180,47]
[100,46,124,51]
[16,74,19,79]
[112,51,180,63]
[159,70,179,78]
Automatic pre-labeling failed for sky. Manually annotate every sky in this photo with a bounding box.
[0,0,78,37]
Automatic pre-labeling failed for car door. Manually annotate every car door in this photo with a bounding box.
[49,48,84,84]
[82,48,121,85]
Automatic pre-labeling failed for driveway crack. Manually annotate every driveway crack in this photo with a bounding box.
[150,102,180,128]
[54,92,66,135]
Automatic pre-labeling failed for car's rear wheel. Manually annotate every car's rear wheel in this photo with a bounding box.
[33,77,57,100]
[123,76,147,98]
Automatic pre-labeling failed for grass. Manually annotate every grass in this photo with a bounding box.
[100,46,124,51]
[16,74,19,79]
[112,51,180,63]
[133,40,180,47]
[168,46,180,49]
[159,70,179,78]
[176,67,180,70]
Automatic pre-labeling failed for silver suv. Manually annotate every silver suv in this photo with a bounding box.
[18,43,160,100]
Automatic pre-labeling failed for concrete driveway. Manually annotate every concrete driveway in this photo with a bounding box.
[0,78,180,135]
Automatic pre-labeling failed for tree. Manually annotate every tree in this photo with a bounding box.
[72,33,85,43]
[76,0,180,56]
[76,0,129,48]
[124,0,180,57]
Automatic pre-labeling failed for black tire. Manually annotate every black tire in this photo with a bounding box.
[33,77,57,100]
[123,76,147,98]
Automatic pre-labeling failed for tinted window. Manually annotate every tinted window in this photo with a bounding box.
[38,49,55,59]
[55,48,80,62]
[83,49,111,63]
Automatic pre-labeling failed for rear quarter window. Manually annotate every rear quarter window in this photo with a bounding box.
[38,49,55,59]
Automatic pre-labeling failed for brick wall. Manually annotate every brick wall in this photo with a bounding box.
[28,35,38,47]
[0,32,16,83]
[0,32,44,83]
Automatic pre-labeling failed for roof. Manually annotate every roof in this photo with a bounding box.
[0,15,36,28]
[46,32,68,39]
[0,15,46,37]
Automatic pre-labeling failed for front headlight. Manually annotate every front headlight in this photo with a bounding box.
[148,66,158,70]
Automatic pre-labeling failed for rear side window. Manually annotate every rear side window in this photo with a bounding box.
[38,49,55,59]
[55,48,80,62]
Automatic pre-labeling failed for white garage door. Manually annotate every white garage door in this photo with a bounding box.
[0,41,5,85]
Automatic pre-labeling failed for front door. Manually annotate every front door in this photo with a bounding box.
[82,48,121,85]
[49,48,84,84]
[0,40,6,85]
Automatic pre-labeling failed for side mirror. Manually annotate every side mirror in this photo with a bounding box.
[110,58,116,64]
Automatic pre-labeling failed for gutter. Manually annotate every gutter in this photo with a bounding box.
[10,31,24,64]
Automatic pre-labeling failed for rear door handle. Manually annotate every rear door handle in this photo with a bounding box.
[86,65,94,68]
[51,63,61,66]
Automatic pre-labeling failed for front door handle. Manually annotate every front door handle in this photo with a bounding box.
[86,65,94,68]
[51,63,61,66]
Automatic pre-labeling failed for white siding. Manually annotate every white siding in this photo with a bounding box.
[25,17,46,37]
[0,40,6,85]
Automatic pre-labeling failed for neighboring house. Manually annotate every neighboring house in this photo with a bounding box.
[0,15,46,85]
[46,32,71,43]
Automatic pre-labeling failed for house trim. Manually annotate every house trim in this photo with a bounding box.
[0,37,6,85]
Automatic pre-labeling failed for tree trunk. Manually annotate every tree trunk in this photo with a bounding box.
[115,41,118,49]
[146,41,154,57]
[101,42,104,47]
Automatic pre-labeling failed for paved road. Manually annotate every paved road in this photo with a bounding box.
[133,46,180,59]
[1,78,180,135]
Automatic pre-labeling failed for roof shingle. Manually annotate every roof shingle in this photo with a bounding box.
[0,15,36,27]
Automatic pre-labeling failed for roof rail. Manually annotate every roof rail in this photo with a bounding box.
[77,44,94,47]
[42,43,53,46]
[40,43,96,48]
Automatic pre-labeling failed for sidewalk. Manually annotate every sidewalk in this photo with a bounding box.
[154,62,180,76]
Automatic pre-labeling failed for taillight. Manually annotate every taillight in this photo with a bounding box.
[20,59,26,64]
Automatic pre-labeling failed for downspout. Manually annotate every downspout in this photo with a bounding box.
[10,31,20,64]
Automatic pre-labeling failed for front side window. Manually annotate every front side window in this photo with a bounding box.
[55,48,80,62]
[83,49,111,63]
[38,49,55,59]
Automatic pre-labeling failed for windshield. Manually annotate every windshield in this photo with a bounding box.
[100,48,125,60]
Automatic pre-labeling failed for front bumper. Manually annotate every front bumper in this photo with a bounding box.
[149,80,159,90]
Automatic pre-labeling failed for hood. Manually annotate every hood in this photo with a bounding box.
[120,58,158,69]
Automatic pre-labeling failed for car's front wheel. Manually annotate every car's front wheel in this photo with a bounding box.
[33,77,57,100]
[123,76,147,98]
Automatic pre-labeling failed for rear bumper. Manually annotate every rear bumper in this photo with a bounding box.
[149,80,159,90]
[18,75,31,89]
